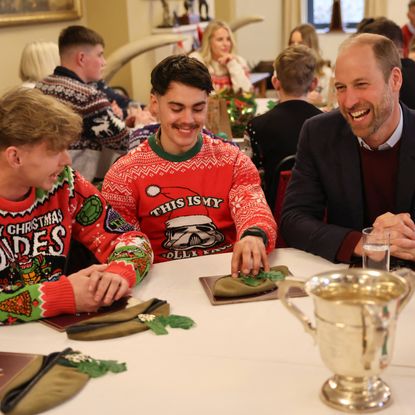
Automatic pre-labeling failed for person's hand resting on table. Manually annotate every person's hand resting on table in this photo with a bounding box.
[68,263,130,312]
[231,235,270,278]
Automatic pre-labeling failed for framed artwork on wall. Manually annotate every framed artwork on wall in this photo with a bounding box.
[0,0,82,27]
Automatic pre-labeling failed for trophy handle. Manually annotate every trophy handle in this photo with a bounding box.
[278,278,316,340]
[392,268,415,312]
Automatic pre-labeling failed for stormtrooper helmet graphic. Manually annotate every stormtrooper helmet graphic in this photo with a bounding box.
[146,185,224,251]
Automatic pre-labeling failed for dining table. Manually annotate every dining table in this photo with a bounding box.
[1,248,415,415]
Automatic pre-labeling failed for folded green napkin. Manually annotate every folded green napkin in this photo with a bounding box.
[66,298,170,341]
[213,266,291,298]
[0,348,125,415]
[66,298,196,340]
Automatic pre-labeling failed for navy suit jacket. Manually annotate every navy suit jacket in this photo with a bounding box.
[280,104,415,262]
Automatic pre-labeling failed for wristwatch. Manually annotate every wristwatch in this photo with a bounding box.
[241,227,268,246]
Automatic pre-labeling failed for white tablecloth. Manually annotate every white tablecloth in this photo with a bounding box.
[1,248,414,415]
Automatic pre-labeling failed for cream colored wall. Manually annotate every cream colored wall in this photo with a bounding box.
[232,0,282,66]
[0,8,86,95]
[215,0,235,23]
[84,0,132,96]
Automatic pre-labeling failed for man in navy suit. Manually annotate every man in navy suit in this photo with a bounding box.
[281,33,415,264]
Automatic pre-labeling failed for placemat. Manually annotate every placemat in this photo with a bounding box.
[199,275,306,306]
[40,297,142,331]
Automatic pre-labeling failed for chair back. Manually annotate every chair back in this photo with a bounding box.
[267,155,296,211]
[270,155,295,248]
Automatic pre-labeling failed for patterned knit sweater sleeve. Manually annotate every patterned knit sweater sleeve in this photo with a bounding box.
[229,151,277,251]
[0,168,153,325]
[101,160,141,231]
[80,89,130,152]
[70,171,153,287]
[36,74,130,153]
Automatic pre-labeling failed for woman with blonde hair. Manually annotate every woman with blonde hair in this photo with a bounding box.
[190,20,252,93]
[19,41,60,88]
[288,23,333,106]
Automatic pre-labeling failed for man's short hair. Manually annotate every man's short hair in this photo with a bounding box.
[340,33,401,82]
[409,0,415,9]
[59,25,104,55]
[151,54,213,96]
[359,18,404,50]
[274,45,317,96]
[0,88,82,151]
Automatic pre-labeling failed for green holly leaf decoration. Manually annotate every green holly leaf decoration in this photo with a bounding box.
[259,270,285,281]
[239,270,286,286]
[164,315,195,330]
[59,351,127,378]
[139,314,196,335]
[76,360,127,378]
[239,276,262,286]
[146,319,169,335]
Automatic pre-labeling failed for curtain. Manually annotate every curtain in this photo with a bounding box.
[364,0,387,18]
[282,0,302,49]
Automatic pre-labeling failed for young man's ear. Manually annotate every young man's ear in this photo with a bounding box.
[308,77,318,92]
[149,94,159,117]
[4,147,22,168]
[76,49,86,67]
[271,75,281,91]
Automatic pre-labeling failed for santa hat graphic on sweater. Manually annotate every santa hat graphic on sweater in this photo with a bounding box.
[146,184,211,227]
[146,184,224,249]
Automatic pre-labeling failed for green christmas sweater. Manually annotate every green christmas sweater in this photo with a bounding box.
[0,167,153,325]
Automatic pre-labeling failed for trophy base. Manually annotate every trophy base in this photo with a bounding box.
[320,375,392,413]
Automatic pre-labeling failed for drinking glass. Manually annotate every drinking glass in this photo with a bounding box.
[362,227,390,271]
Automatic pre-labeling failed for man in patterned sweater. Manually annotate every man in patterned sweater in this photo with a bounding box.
[0,88,153,325]
[36,25,134,182]
[102,55,276,277]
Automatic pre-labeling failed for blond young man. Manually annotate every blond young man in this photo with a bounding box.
[0,88,152,325]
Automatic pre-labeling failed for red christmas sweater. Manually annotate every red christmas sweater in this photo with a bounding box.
[0,167,153,325]
[102,133,276,263]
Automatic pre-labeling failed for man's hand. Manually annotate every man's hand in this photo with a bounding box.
[231,236,269,278]
[88,269,130,305]
[68,264,107,312]
[127,106,157,128]
[373,212,415,260]
[68,263,130,312]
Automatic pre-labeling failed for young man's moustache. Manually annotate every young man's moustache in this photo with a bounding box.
[172,123,200,130]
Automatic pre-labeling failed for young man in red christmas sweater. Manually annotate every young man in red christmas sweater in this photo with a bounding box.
[0,88,153,325]
[102,55,276,277]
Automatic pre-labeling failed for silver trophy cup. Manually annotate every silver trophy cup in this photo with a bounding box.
[278,268,415,413]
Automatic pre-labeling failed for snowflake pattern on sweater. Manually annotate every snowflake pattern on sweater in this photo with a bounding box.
[36,66,130,181]
[0,167,153,325]
[102,133,276,263]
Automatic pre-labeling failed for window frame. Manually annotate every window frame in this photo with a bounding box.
[307,0,364,31]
